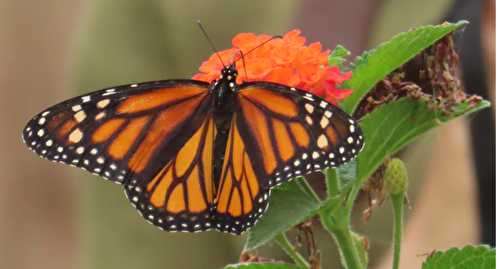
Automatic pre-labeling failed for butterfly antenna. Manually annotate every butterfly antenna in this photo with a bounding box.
[234,35,283,62]
[197,21,225,66]
[233,35,282,81]
[232,49,249,80]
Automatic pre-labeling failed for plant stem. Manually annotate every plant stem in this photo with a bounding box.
[274,232,309,269]
[320,212,363,269]
[325,168,339,197]
[345,181,362,210]
[390,192,405,269]
[297,177,321,203]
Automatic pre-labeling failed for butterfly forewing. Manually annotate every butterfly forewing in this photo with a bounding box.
[22,80,212,187]
[235,82,364,189]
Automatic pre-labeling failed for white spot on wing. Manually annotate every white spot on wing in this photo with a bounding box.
[74,110,86,122]
[72,105,82,112]
[76,147,84,154]
[317,134,328,148]
[305,103,314,113]
[305,116,313,125]
[69,129,83,143]
[320,116,329,128]
[97,99,110,108]
[81,96,91,103]
[95,112,106,120]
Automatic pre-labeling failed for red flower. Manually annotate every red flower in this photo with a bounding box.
[193,30,354,105]
[321,66,354,106]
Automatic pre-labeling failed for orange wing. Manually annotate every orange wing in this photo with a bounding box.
[22,80,212,187]
[125,114,216,232]
[213,115,270,234]
[235,83,365,189]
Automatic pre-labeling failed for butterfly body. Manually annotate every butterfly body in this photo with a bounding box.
[23,63,364,235]
[210,66,238,190]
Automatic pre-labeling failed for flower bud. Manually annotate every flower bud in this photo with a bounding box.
[384,158,408,195]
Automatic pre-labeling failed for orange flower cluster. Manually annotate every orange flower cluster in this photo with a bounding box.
[193,30,354,105]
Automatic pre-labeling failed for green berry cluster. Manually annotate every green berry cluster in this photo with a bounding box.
[384,158,408,195]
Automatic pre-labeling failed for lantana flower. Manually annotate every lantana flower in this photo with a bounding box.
[192,30,354,106]
[321,66,354,105]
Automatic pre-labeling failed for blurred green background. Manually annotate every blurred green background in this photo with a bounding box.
[2,0,494,268]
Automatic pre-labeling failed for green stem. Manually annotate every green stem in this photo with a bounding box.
[297,177,321,203]
[320,212,363,269]
[274,232,309,269]
[325,168,339,197]
[345,181,362,210]
[390,192,405,269]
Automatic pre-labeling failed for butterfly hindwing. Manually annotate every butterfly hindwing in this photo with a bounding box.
[235,82,365,189]
[125,114,216,232]
[23,80,212,187]
[213,115,270,234]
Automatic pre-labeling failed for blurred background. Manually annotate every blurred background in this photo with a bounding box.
[1,0,494,268]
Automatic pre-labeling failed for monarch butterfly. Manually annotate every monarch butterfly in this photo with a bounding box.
[23,58,364,235]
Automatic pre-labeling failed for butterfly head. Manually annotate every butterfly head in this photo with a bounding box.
[217,63,238,92]
[211,63,239,114]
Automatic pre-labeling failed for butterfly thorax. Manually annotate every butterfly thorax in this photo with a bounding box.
[211,64,239,193]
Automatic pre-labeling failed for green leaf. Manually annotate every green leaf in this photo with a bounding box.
[243,188,320,252]
[224,262,302,269]
[336,159,357,190]
[421,245,495,269]
[274,177,307,194]
[328,45,351,68]
[343,21,468,115]
[356,98,490,186]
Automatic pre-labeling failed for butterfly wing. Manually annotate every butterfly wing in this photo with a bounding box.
[125,113,216,232]
[235,82,365,189]
[213,115,270,234]
[23,80,212,187]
